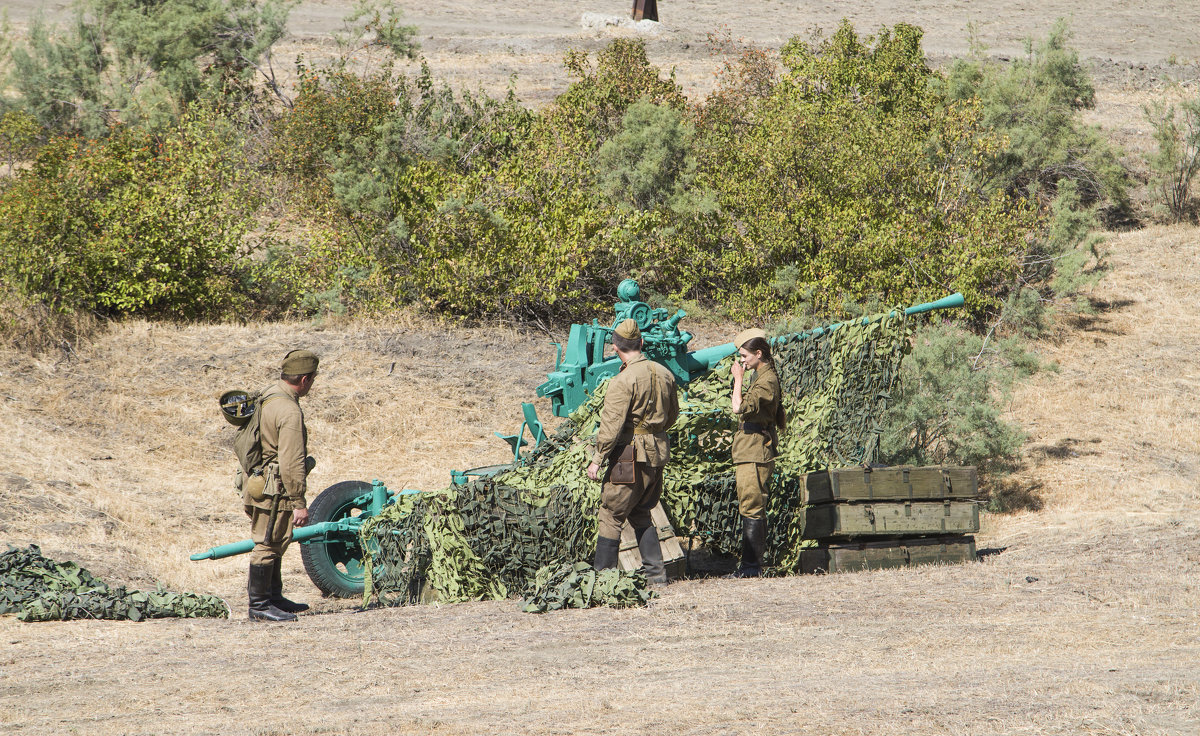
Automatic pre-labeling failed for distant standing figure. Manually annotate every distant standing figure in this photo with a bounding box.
[586,319,680,584]
[729,329,785,577]
[631,0,658,22]
[243,349,318,621]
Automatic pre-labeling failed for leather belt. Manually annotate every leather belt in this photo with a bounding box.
[739,421,765,434]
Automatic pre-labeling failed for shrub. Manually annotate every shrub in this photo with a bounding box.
[679,22,1040,318]
[0,109,259,318]
[3,0,293,137]
[1144,96,1200,222]
[941,20,1128,215]
[878,319,1036,474]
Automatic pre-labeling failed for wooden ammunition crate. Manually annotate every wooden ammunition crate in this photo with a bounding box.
[618,502,686,580]
[797,465,978,504]
[800,535,977,574]
[803,499,980,538]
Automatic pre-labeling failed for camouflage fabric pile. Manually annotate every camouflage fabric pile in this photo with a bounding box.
[0,545,229,622]
[360,308,913,605]
[521,562,655,613]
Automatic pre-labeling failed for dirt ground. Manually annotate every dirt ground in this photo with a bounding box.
[3,2,1200,735]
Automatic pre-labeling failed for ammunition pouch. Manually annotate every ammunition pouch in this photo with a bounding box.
[607,444,637,485]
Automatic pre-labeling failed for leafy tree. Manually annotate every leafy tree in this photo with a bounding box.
[942,19,1128,215]
[4,0,293,136]
[0,109,42,175]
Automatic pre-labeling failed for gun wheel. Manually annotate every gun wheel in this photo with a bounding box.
[300,480,372,598]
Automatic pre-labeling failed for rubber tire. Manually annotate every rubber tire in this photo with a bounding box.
[299,480,373,598]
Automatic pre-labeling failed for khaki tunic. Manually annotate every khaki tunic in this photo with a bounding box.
[591,356,680,468]
[592,356,680,540]
[732,364,783,520]
[731,364,783,464]
[242,380,309,566]
[242,381,309,512]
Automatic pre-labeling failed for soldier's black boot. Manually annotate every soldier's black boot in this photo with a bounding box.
[270,559,309,614]
[593,536,621,571]
[734,517,766,578]
[635,525,668,585]
[248,564,297,622]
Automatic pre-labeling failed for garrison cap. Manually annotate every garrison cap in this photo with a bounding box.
[734,328,768,349]
[614,319,642,340]
[281,349,319,375]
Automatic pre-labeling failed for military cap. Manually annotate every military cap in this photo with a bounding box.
[614,319,642,340]
[281,349,319,375]
[734,328,768,349]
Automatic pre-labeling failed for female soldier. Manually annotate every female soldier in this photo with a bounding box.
[729,328,785,577]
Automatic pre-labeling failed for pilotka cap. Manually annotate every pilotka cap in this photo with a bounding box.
[734,328,768,349]
[614,319,642,340]
[281,349,319,375]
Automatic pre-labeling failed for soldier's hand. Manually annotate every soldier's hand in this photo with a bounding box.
[586,462,601,482]
[293,508,310,527]
[731,360,745,380]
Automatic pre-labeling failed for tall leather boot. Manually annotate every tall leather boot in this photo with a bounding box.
[593,536,621,571]
[248,564,297,622]
[270,559,309,614]
[635,525,667,584]
[735,517,767,578]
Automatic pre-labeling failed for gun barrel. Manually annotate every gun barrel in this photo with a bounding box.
[688,292,965,374]
[188,520,351,561]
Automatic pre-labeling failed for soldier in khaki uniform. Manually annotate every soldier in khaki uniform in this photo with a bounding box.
[729,329,785,577]
[243,349,318,622]
[585,319,680,584]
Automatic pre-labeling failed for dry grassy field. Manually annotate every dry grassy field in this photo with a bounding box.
[3,2,1200,735]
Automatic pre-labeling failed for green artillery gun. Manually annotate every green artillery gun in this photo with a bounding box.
[191,279,964,597]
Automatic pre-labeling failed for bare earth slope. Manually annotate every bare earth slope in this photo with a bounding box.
[2,2,1200,734]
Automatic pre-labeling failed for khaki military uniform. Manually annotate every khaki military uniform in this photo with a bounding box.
[732,363,783,519]
[592,356,680,540]
[243,380,309,566]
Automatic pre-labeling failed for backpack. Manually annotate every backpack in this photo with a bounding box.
[219,387,285,485]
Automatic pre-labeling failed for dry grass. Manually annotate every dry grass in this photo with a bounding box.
[3,220,1199,735]
[4,3,1200,734]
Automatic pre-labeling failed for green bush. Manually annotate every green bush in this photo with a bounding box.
[941,19,1128,215]
[0,110,259,318]
[3,0,292,137]
[674,22,1039,318]
[878,319,1037,473]
[1144,96,1200,222]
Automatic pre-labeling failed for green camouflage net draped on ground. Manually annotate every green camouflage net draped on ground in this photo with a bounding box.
[522,562,656,613]
[0,545,229,622]
[360,309,912,605]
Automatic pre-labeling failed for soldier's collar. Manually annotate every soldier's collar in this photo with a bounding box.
[619,354,647,370]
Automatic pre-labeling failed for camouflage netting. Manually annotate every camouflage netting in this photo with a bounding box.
[360,309,913,606]
[1,545,229,622]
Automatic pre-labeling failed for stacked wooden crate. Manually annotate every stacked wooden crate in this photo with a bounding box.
[798,465,981,574]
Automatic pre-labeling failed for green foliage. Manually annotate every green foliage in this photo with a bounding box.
[4,0,293,136]
[878,320,1035,473]
[1144,95,1200,222]
[0,108,259,317]
[942,20,1128,213]
[595,97,709,213]
[0,109,42,175]
[678,22,1038,318]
